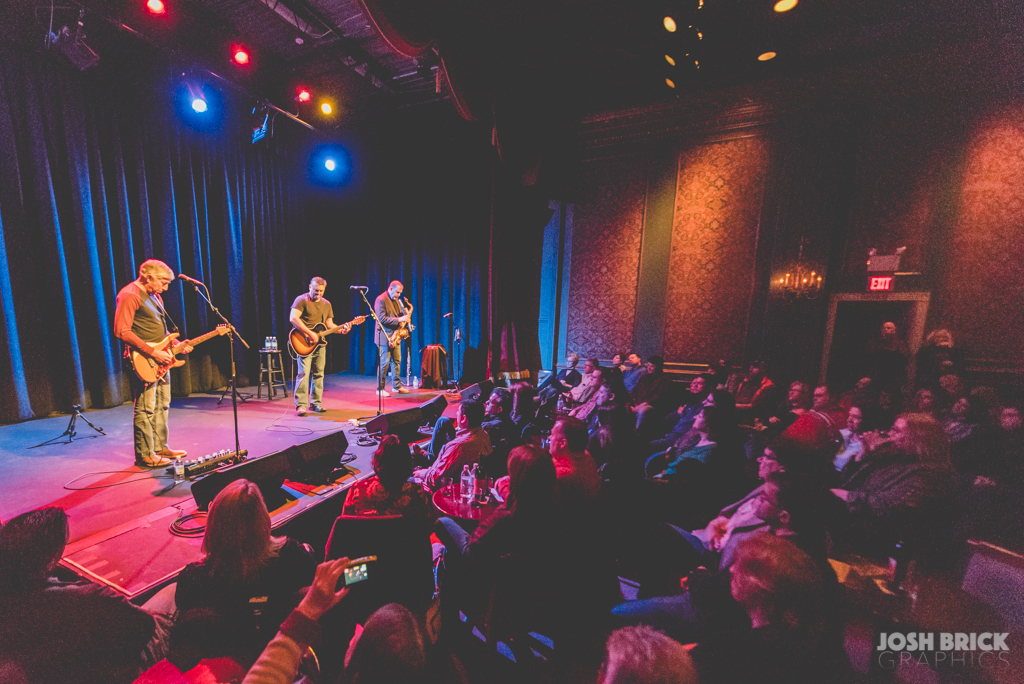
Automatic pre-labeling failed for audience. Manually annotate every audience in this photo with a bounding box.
[413,398,492,489]
[21,322,1019,684]
[174,480,316,660]
[343,434,435,521]
[0,508,162,684]
[597,625,697,684]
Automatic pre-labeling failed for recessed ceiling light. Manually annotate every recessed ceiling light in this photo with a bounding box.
[666,78,676,88]
[758,52,777,61]
[665,55,676,66]
[664,17,677,32]
[774,0,798,12]
[295,37,304,45]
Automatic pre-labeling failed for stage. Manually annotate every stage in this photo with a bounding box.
[0,373,458,598]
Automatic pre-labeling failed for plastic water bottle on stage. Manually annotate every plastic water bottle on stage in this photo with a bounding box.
[460,464,473,503]
[173,457,184,484]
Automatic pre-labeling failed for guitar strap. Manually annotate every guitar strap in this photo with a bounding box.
[150,293,180,335]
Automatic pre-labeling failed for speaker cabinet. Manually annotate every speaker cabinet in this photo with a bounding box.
[365,406,424,438]
[288,429,349,481]
[460,380,494,403]
[191,449,293,510]
[418,394,448,424]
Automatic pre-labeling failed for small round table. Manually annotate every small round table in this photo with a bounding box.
[432,485,500,521]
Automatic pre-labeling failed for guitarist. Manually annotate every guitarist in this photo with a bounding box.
[114,259,193,469]
[289,276,353,416]
[373,280,412,397]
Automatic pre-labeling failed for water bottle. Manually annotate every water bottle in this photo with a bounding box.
[173,457,185,484]
[413,376,420,389]
[271,336,277,351]
[264,336,269,350]
[460,464,473,503]
[473,463,487,503]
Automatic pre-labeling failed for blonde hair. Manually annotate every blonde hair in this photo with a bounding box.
[139,259,173,279]
[896,412,951,467]
[600,625,697,684]
[202,480,285,583]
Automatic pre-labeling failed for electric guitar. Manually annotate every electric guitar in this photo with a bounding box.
[386,297,415,348]
[127,325,230,383]
[289,316,367,357]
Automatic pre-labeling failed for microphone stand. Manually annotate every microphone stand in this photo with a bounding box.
[358,288,389,417]
[191,282,249,458]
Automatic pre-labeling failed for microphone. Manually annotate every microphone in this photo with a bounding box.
[443,313,453,318]
[178,274,203,285]
[350,285,368,290]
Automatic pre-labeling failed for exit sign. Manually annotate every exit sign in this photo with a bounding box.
[869,276,894,291]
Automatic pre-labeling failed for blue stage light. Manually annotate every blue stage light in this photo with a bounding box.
[191,98,208,113]
[324,158,336,171]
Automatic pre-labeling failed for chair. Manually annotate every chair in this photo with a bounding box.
[324,514,434,617]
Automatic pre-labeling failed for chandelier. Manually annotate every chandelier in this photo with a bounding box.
[775,239,823,299]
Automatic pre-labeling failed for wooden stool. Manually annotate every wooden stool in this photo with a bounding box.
[258,349,288,399]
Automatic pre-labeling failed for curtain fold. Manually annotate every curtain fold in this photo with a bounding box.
[0,43,312,423]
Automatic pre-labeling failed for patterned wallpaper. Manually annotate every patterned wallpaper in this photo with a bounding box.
[662,137,770,362]
[565,156,645,359]
[939,106,1024,363]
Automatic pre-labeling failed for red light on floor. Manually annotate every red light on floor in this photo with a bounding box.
[297,89,311,102]
[233,49,250,65]
[146,0,166,14]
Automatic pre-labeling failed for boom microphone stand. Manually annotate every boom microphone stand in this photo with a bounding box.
[188,279,249,458]
[358,288,390,417]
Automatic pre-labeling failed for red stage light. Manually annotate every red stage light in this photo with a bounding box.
[233,49,250,65]
[146,0,166,15]
[297,89,311,102]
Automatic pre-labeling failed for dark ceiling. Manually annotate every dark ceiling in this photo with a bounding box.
[20,0,1019,130]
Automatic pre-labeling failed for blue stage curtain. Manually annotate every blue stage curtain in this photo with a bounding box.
[0,43,311,423]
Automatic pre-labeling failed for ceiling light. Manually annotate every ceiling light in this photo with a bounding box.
[324,158,336,171]
[665,55,676,66]
[321,102,332,114]
[296,89,311,102]
[146,0,166,15]
[295,37,304,45]
[233,49,249,65]
[664,17,677,32]
[758,51,777,61]
[191,98,207,113]
[774,0,798,12]
[666,78,676,88]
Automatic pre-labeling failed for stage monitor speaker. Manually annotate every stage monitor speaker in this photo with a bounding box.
[365,406,424,438]
[460,380,494,403]
[191,449,293,510]
[418,394,448,424]
[288,429,349,481]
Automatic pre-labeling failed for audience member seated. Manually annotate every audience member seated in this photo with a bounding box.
[479,387,516,477]
[733,359,779,425]
[630,355,674,434]
[834,405,865,472]
[175,480,316,661]
[240,559,465,684]
[690,533,851,684]
[569,365,612,423]
[911,386,942,418]
[597,625,697,684]
[536,352,582,403]
[0,508,162,684]
[135,608,248,684]
[548,415,602,503]
[915,328,965,389]
[412,398,492,489]
[566,357,600,407]
[509,380,540,434]
[650,405,725,479]
[766,380,811,432]
[649,374,711,453]
[343,434,435,522]
[621,352,646,393]
[831,412,955,562]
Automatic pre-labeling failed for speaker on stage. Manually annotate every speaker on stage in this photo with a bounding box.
[460,380,494,403]
[288,429,349,481]
[191,449,293,510]
[365,406,424,438]
[418,394,448,424]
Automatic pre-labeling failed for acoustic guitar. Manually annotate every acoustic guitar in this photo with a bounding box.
[127,325,229,383]
[289,316,367,357]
